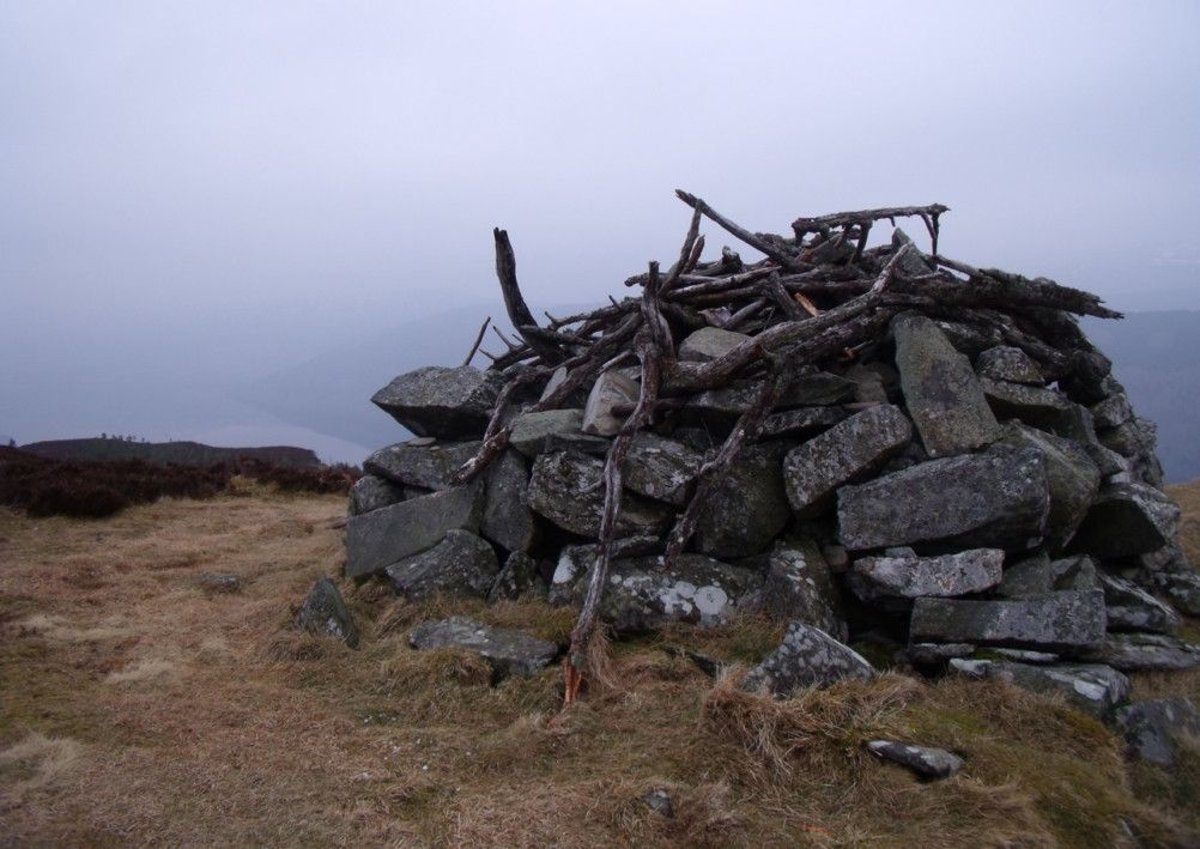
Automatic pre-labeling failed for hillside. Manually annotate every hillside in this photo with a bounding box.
[1,489,1197,847]
[20,438,321,469]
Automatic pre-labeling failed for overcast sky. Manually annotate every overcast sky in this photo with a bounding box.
[2,1,1198,459]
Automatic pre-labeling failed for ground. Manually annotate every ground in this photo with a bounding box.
[1,485,1198,848]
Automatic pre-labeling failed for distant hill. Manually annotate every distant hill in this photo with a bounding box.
[21,438,322,469]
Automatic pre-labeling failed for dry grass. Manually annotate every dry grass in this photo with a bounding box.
[2,487,1200,847]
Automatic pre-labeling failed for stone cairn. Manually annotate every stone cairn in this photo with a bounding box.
[331,192,1199,755]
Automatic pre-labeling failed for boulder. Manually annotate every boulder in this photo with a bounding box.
[892,312,1000,457]
[1080,633,1200,672]
[582,370,639,436]
[693,444,791,558]
[743,539,847,641]
[1113,699,1200,768]
[508,409,585,457]
[759,406,848,439]
[979,377,1082,437]
[348,474,407,515]
[371,366,503,439]
[363,439,482,490]
[482,450,536,554]
[677,327,751,362]
[1090,393,1134,429]
[740,622,875,696]
[384,529,499,600]
[998,423,1100,552]
[344,484,484,578]
[621,433,703,506]
[909,590,1107,653]
[847,548,1003,602]
[949,658,1129,719]
[1070,483,1181,558]
[408,616,557,678]
[1153,569,1200,617]
[526,451,672,538]
[488,551,545,602]
[837,445,1050,551]
[866,741,965,781]
[975,346,1044,385]
[295,577,359,649]
[782,404,913,516]
[995,553,1098,598]
[1099,574,1180,634]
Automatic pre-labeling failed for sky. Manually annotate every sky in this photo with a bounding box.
[2,1,1198,462]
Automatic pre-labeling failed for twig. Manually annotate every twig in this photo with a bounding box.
[460,316,491,367]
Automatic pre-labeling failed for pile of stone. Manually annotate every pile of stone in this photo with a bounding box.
[333,193,1199,742]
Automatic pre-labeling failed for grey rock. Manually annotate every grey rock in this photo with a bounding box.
[621,433,702,506]
[1113,699,1200,767]
[526,451,672,538]
[848,548,1003,602]
[999,423,1100,552]
[781,370,859,407]
[1070,483,1181,558]
[892,312,1000,457]
[975,346,1045,385]
[979,377,1082,437]
[741,622,875,696]
[744,539,847,641]
[371,366,503,439]
[348,474,408,515]
[949,658,1129,719]
[1081,440,1129,479]
[867,740,965,781]
[295,577,359,648]
[693,444,791,558]
[837,445,1050,551]
[1080,633,1200,672]
[482,450,536,554]
[992,648,1060,664]
[1090,393,1134,429]
[1100,574,1180,634]
[907,643,976,665]
[408,616,557,678]
[932,320,1005,358]
[582,370,639,436]
[364,439,482,490]
[344,484,484,579]
[1153,569,1200,617]
[910,591,1107,653]
[384,529,499,600]
[568,553,761,631]
[995,553,1099,598]
[783,404,912,516]
[640,788,675,818]
[541,432,613,458]
[1099,416,1158,459]
[891,227,938,277]
[508,409,585,457]
[488,551,545,602]
[760,406,848,439]
[198,572,240,593]
[845,364,889,404]
[677,327,751,362]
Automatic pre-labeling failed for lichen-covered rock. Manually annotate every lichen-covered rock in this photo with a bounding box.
[892,312,1000,457]
[371,366,503,439]
[295,577,359,648]
[743,540,847,641]
[1090,392,1134,429]
[508,409,585,456]
[1099,574,1180,634]
[582,370,638,436]
[488,551,545,602]
[348,474,407,515]
[995,553,1098,598]
[408,616,557,678]
[740,622,874,696]
[759,406,848,439]
[837,444,1049,551]
[621,433,702,506]
[1113,698,1200,767]
[364,439,482,490]
[979,377,1084,438]
[384,529,499,600]
[1070,483,1181,558]
[677,327,751,362]
[867,740,965,780]
[848,548,1003,602]
[910,591,1106,653]
[482,449,536,554]
[999,423,1100,552]
[975,346,1044,385]
[1080,633,1200,672]
[693,444,790,558]
[344,483,484,579]
[526,451,672,538]
[783,404,912,516]
[949,658,1129,718]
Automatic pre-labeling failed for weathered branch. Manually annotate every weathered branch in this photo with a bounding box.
[676,190,809,270]
[461,316,491,367]
[493,229,567,364]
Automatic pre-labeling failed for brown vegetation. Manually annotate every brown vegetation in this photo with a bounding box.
[1,487,1198,847]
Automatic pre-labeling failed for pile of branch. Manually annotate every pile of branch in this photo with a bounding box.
[456,190,1121,703]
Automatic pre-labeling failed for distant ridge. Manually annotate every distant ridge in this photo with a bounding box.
[21,438,321,469]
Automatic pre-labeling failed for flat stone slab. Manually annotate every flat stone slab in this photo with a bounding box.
[1099,574,1180,634]
[371,366,503,439]
[783,404,912,516]
[1113,699,1200,768]
[509,409,585,457]
[892,312,1000,457]
[999,423,1100,553]
[760,406,848,439]
[408,616,557,678]
[384,529,499,601]
[621,433,702,506]
[693,444,790,558]
[994,553,1098,598]
[867,741,965,781]
[975,346,1044,385]
[1090,392,1134,429]
[979,377,1082,437]
[741,622,875,697]
[837,444,1049,551]
[1080,633,1200,672]
[910,591,1107,653]
[1071,483,1181,558]
[677,327,751,362]
[364,440,481,490]
[344,484,483,578]
[481,450,536,554]
[950,658,1129,719]
[295,577,359,649]
[526,451,671,538]
[848,548,1003,602]
[582,370,638,436]
[744,540,847,641]
[348,474,407,515]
